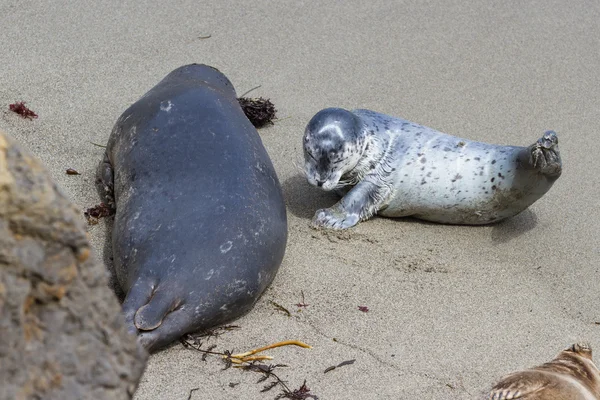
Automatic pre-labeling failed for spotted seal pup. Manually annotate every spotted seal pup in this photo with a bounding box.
[302,108,562,229]
[97,64,287,352]
[487,343,600,399]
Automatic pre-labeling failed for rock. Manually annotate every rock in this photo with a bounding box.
[0,130,148,400]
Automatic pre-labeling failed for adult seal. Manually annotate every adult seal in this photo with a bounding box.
[97,64,287,352]
[303,108,562,229]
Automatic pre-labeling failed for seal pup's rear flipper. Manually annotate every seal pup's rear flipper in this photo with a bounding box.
[526,130,562,178]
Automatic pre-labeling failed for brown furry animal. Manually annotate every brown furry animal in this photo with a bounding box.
[488,343,600,400]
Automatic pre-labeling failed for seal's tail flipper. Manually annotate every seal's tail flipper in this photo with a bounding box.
[122,279,156,336]
[137,308,192,352]
[133,288,179,331]
[528,130,562,178]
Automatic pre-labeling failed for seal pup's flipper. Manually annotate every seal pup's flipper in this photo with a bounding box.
[312,179,391,230]
[527,130,562,178]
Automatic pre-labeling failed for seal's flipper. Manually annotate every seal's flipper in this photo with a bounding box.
[134,288,180,331]
[96,152,116,209]
[122,279,156,335]
[137,308,192,352]
[312,179,390,230]
[528,130,562,178]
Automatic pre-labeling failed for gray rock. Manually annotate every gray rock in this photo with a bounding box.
[0,131,148,400]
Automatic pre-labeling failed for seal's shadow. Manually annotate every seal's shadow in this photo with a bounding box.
[282,174,340,220]
[490,209,538,244]
[282,173,538,243]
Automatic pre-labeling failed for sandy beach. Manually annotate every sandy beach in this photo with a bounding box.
[2,1,599,398]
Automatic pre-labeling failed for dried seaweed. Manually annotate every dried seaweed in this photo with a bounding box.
[66,168,80,175]
[275,380,319,400]
[323,359,356,373]
[270,300,291,317]
[295,291,309,308]
[84,203,114,225]
[358,305,369,312]
[9,101,38,119]
[238,97,277,128]
[187,324,241,341]
[187,387,199,400]
[180,337,317,399]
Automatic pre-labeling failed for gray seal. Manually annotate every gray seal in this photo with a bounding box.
[303,108,562,229]
[97,64,287,352]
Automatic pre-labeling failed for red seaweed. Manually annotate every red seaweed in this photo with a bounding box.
[9,101,38,120]
[84,202,114,225]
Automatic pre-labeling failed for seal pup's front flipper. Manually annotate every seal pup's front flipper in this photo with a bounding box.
[312,177,391,230]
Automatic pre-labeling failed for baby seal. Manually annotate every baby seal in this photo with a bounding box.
[487,343,600,399]
[97,64,287,352]
[303,108,562,229]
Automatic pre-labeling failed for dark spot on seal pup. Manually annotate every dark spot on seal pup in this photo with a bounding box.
[302,107,562,229]
[96,64,287,352]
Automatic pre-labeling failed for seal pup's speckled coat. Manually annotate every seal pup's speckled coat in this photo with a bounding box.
[303,108,561,229]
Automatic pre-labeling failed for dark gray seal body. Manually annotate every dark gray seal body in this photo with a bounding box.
[97,64,287,352]
[303,108,562,229]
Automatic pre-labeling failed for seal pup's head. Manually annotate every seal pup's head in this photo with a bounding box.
[302,108,366,191]
[487,342,600,400]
